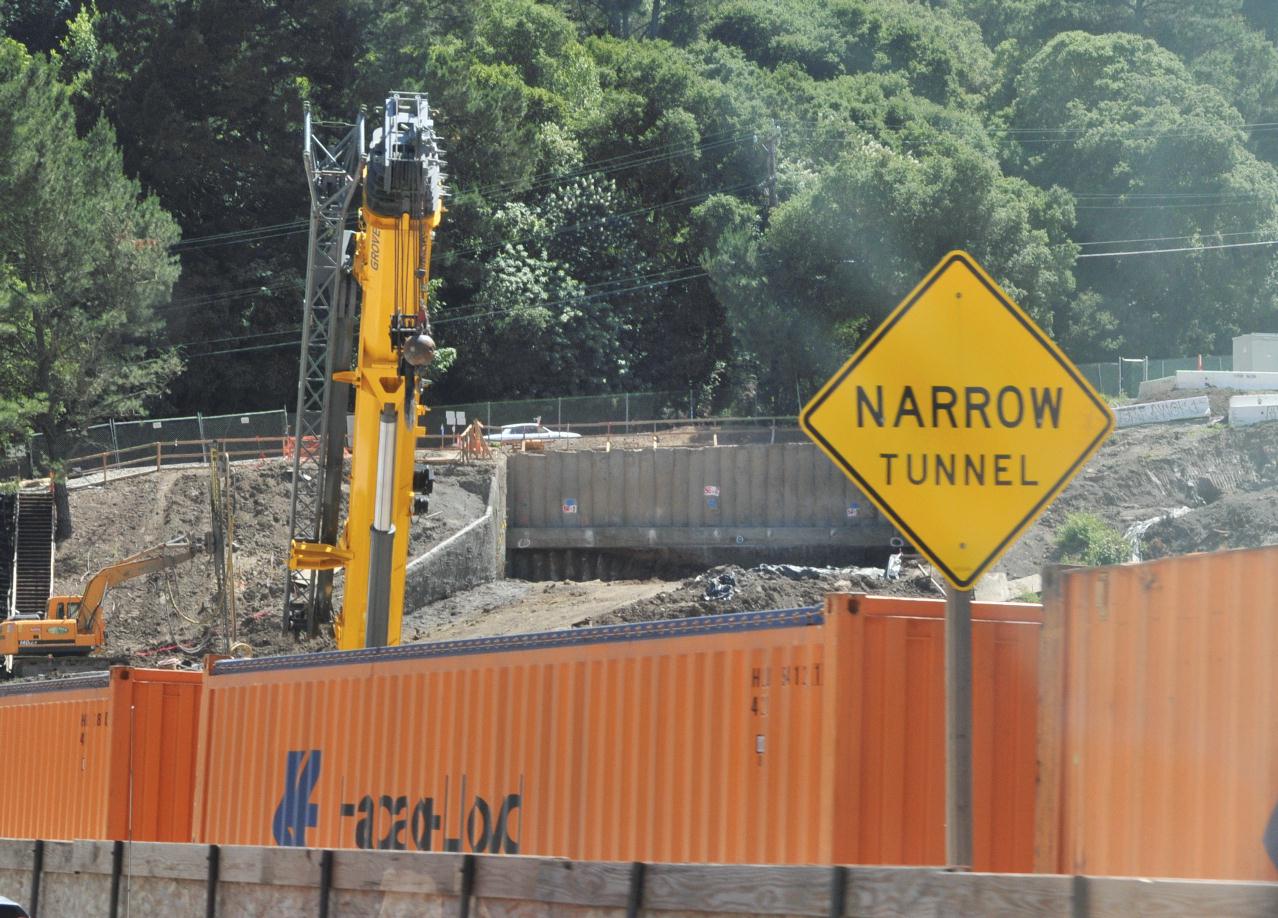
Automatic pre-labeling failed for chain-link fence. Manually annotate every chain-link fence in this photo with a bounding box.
[7,394,688,478]
[1076,355,1232,397]
[2,352,1256,479]
[23,409,289,476]
[425,391,685,434]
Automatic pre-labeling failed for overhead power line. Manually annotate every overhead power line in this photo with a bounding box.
[157,280,301,313]
[167,131,752,253]
[182,265,710,360]
[434,267,709,328]
[170,218,314,250]
[1076,199,1272,211]
[164,118,1278,254]
[177,327,302,348]
[466,131,751,200]
[1076,229,1271,246]
[159,176,750,315]
[446,179,760,261]
[1077,239,1278,258]
[184,338,304,358]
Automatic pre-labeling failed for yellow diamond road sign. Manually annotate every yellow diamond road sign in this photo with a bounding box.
[800,251,1114,589]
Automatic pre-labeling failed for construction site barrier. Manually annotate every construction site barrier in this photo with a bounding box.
[56,436,294,484]
[0,840,1275,917]
[451,415,804,453]
[1041,552,1278,881]
[35,417,807,485]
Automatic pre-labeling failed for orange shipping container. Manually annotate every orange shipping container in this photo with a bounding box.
[193,594,1043,868]
[1039,550,1278,881]
[0,667,202,842]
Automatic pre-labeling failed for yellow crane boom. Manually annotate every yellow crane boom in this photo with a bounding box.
[288,92,444,650]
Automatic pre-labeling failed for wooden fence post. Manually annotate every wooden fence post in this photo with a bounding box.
[155,441,162,473]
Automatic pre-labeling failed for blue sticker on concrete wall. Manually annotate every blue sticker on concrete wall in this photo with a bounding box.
[706,496,718,510]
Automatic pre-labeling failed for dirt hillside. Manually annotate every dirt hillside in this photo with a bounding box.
[1001,420,1278,577]
[50,458,489,667]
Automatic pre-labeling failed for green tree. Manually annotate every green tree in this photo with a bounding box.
[703,136,1077,409]
[705,0,993,105]
[0,0,76,53]
[1012,31,1278,357]
[57,0,362,413]
[447,173,659,397]
[0,40,181,475]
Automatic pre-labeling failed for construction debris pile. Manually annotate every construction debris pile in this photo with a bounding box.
[1001,419,1278,577]
[582,563,940,626]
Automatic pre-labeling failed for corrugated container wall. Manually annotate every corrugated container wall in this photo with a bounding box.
[1040,551,1278,881]
[194,594,1042,869]
[0,667,202,843]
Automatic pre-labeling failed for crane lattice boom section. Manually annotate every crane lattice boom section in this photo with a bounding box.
[283,107,365,635]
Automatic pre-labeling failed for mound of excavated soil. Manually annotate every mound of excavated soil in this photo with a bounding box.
[581,563,941,627]
[51,458,492,666]
[1142,491,1278,559]
[1000,421,1278,578]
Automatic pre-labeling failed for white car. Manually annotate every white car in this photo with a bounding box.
[483,423,583,444]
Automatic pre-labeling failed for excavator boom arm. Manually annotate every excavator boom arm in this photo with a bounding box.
[75,536,203,635]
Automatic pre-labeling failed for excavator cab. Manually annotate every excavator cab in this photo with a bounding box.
[46,597,79,620]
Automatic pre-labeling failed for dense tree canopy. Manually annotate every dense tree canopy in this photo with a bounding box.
[5,0,1278,438]
[1012,31,1278,353]
[0,40,179,462]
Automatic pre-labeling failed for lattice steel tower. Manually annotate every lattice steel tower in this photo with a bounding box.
[283,106,366,636]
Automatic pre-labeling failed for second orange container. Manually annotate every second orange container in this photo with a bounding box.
[193,594,1043,868]
[1040,551,1278,881]
[0,667,201,843]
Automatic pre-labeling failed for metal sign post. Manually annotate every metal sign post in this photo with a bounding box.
[945,584,973,869]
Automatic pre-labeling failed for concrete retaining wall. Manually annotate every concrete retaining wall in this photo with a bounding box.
[1,839,1276,917]
[1113,396,1210,428]
[507,444,898,569]
[1229,394,1278,427]
[403,459,505,608]
[1136,376,1177,399]
[1172,369,1278,391]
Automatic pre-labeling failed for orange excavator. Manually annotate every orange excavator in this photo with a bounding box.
[0,536,205,672]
